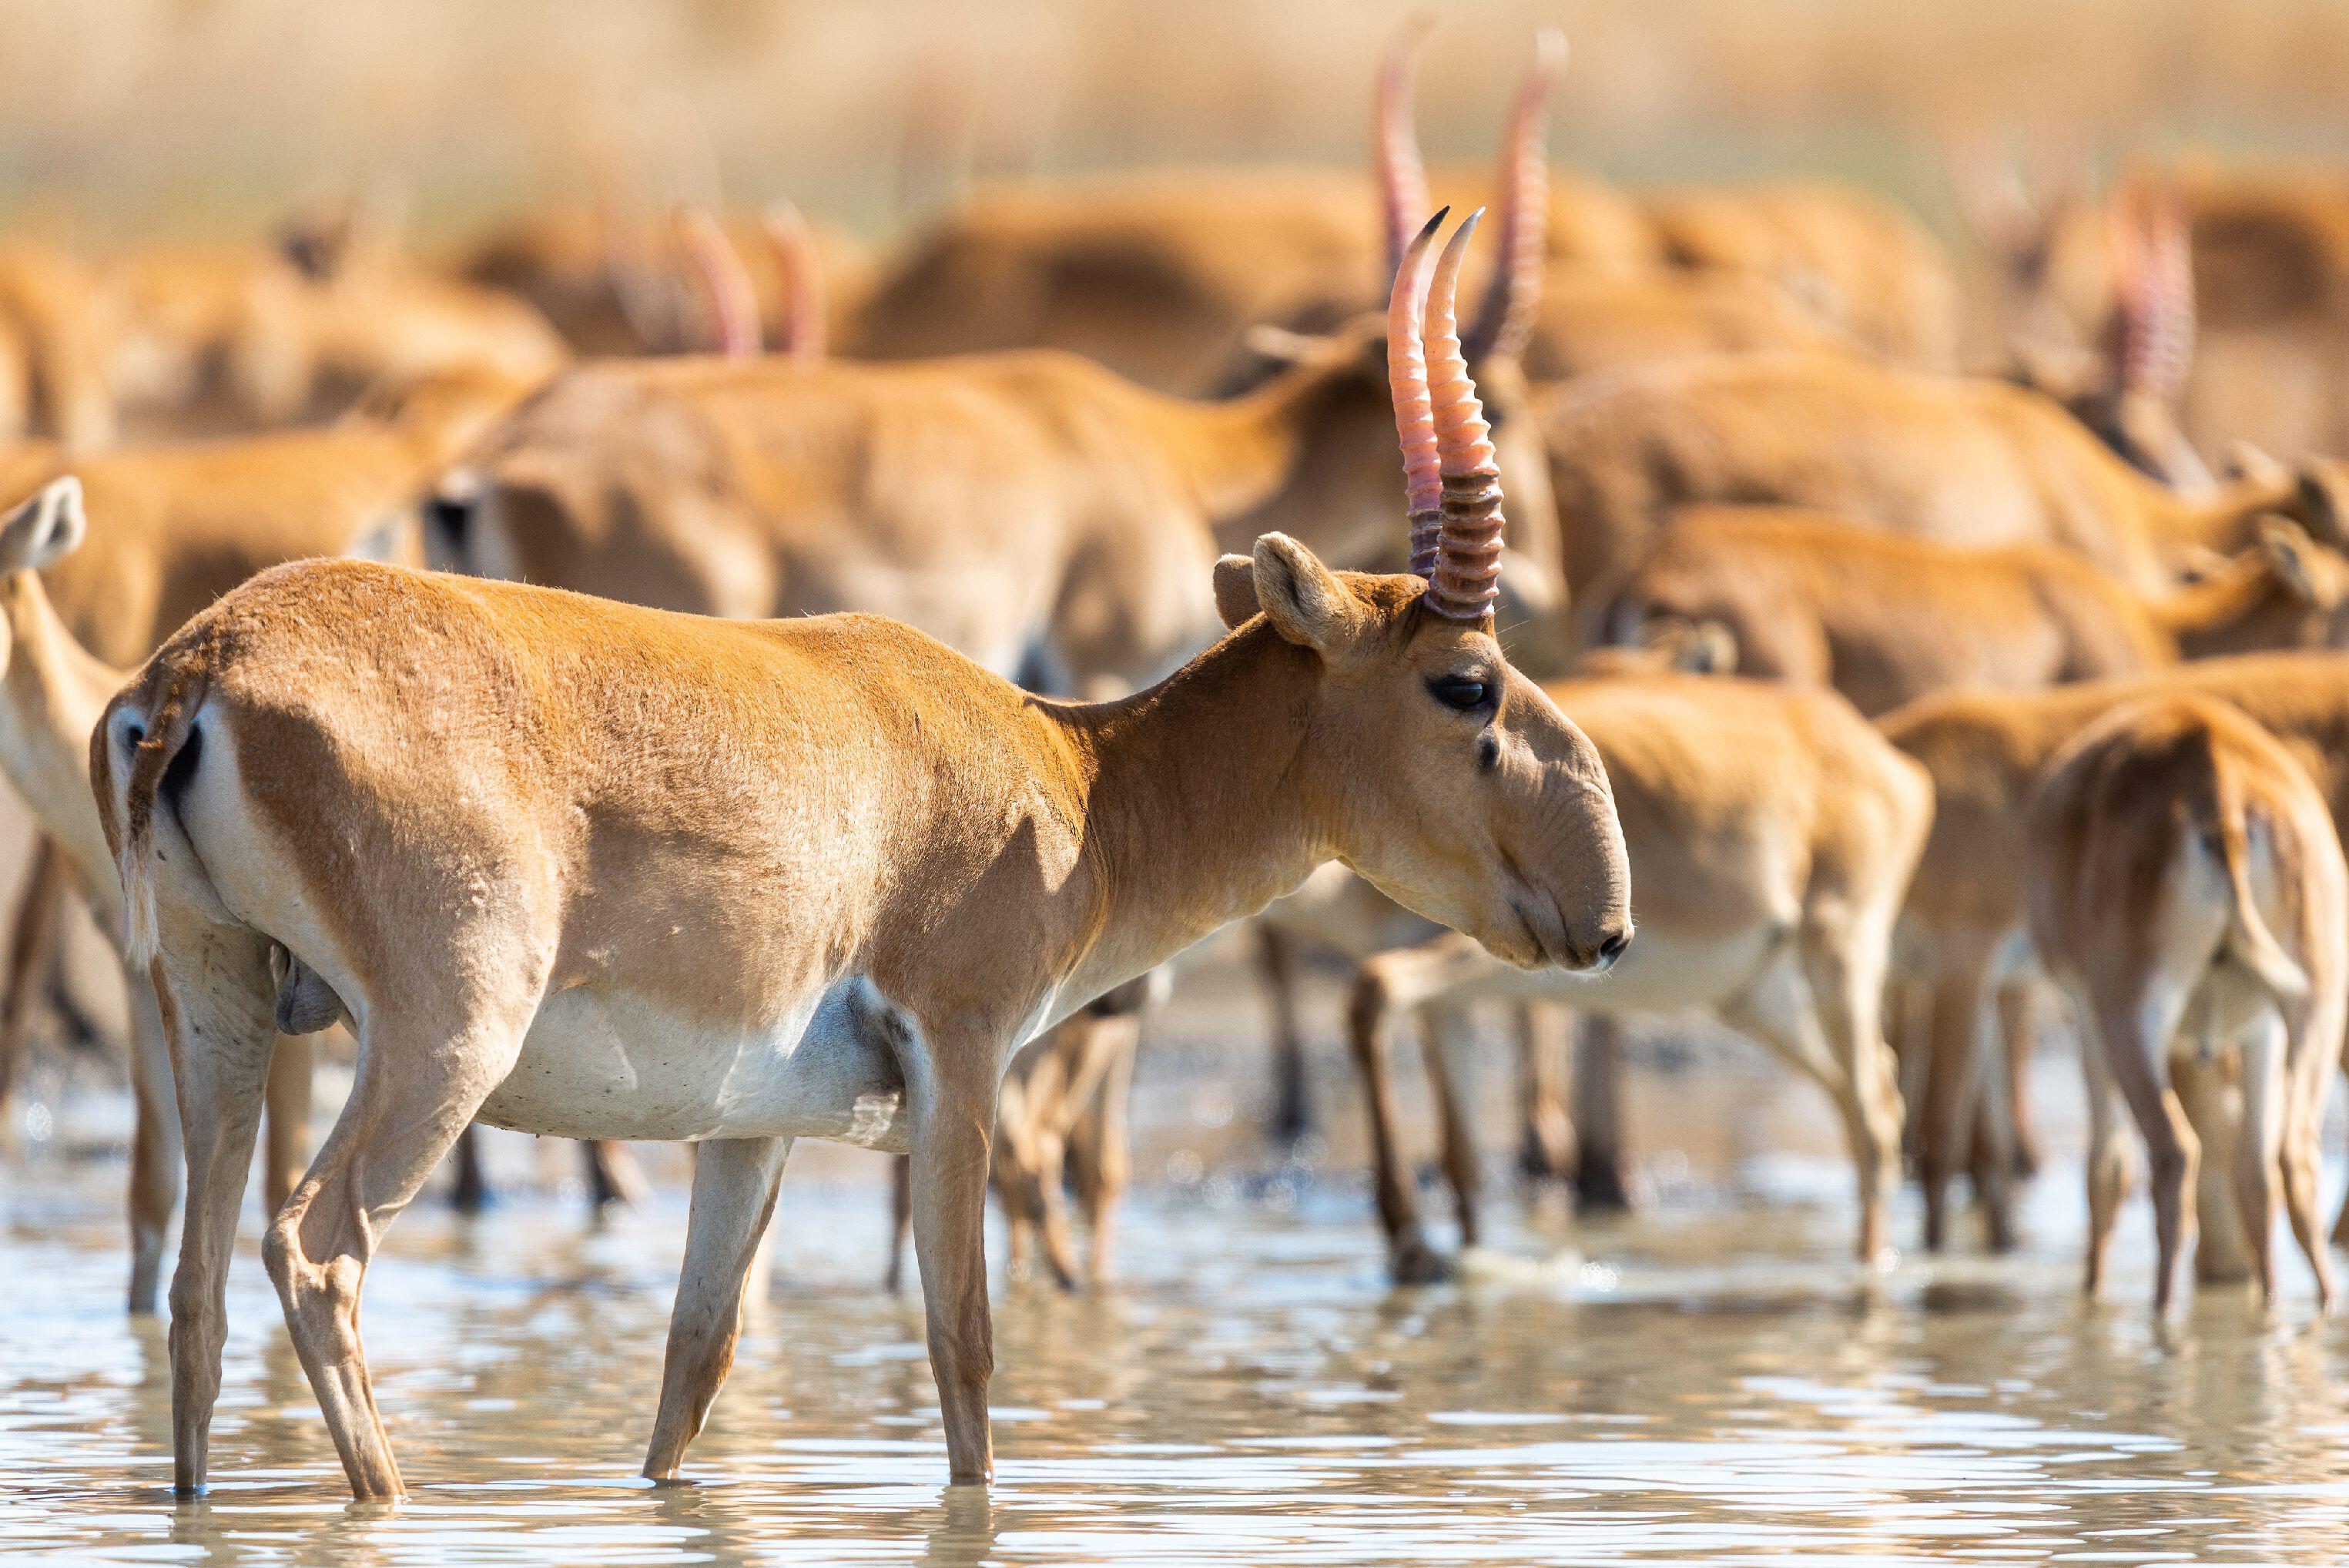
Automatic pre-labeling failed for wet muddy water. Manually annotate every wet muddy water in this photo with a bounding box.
[6,953,2349,1564]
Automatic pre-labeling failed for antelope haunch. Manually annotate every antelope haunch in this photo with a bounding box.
[1349,671,1931,1275]
[2026,695,2344,1313]
[102,212,1629,1499]
[1586,504,2349,719]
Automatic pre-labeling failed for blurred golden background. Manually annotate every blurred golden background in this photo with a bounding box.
[5,0,2347,244]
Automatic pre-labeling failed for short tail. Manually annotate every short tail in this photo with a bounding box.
[2210,756,2310,1003]
[99,665,212,967]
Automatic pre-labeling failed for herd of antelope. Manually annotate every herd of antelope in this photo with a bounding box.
[8,22,2349,1500]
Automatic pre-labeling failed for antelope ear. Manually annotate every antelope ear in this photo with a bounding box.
[0,477,85,574]
[2296,461,2349,550]
[1252,533,1366,654]
[2227,441,2290,487]
[2259,517,2334,605]
[1212,554,1260,629]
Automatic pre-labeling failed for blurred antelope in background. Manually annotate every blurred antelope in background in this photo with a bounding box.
[1585,503,2349,717]
[2026,694,2344,1314]
[1537,348,2339,598]
[1347,668,1930,1277]
[1883,652,2349,1254]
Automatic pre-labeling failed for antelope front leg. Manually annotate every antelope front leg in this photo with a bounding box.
[584,1141,651,1208]
[1256,926,1312,1143]
[906,1048,1003,1486]
[1346,964,1444,1283]
[0,836,68,1132]
[1067,1017,1137,1284]
[1419,1001,1486,1250]
[645,1137,793,1480]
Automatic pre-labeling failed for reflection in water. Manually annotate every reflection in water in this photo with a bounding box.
[8,1153,2349,1566]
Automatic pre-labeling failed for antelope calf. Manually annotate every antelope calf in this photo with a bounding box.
[1585,504,2349,719]
[1349,671,1931,1278]
[101,212,1630,1499]
[2026,695,2344,1313]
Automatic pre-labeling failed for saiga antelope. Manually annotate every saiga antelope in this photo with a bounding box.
[1882,652,2349,1254]
[100,210,1630,1499]
[2026,695,2344,1314]
[1347,671,1930,1278]
[1960,153,2349,465]
[1536,342,2349,599]
[1585,504,2349,719]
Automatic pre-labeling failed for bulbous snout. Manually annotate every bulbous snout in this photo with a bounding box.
[1502,693,1633,975]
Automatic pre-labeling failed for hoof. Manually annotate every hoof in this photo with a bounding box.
[1390,1238,1459,1285]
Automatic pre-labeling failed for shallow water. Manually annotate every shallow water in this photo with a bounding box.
[8,1148,2349,1566]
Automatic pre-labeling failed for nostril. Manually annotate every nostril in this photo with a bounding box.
[1597,929,1630,964]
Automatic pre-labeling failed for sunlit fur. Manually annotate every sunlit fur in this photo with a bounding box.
[1883,652,2349,1253]
[1539,350,2332,596]
[1586,504,2349,717]
[2026,695,2344,1315]
[94,538,1627,1501]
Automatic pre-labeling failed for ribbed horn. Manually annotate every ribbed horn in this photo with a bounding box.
[1422,210,1503,622]
[761,202,826,364]
[675,207,761,358]
[1390,208,1449,578]
[1376,18,1434,281]
[1465,29,1562,362]
[2109,175,2194,405]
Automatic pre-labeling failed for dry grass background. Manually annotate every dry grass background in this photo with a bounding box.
[0,0,2344,247]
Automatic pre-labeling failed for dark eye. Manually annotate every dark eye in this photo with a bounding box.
[1427,675,1492,712]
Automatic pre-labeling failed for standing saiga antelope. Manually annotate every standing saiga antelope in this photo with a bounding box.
[2026,695,2344,1315]
[99,209,1630,1499]
[1346,667,1932,1277]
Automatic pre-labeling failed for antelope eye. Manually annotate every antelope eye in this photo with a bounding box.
[1426,675,1492,712]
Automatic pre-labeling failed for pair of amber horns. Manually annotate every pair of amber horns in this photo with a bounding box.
[1378,24,1559,367]
[1389,206,1503,623]
[1379,25,1560,622]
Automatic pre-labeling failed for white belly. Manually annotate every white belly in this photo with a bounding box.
[476,977,910,1150]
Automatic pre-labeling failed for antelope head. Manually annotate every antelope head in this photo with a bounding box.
[2072,175,2211,492]
[1218,209,1630,973]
